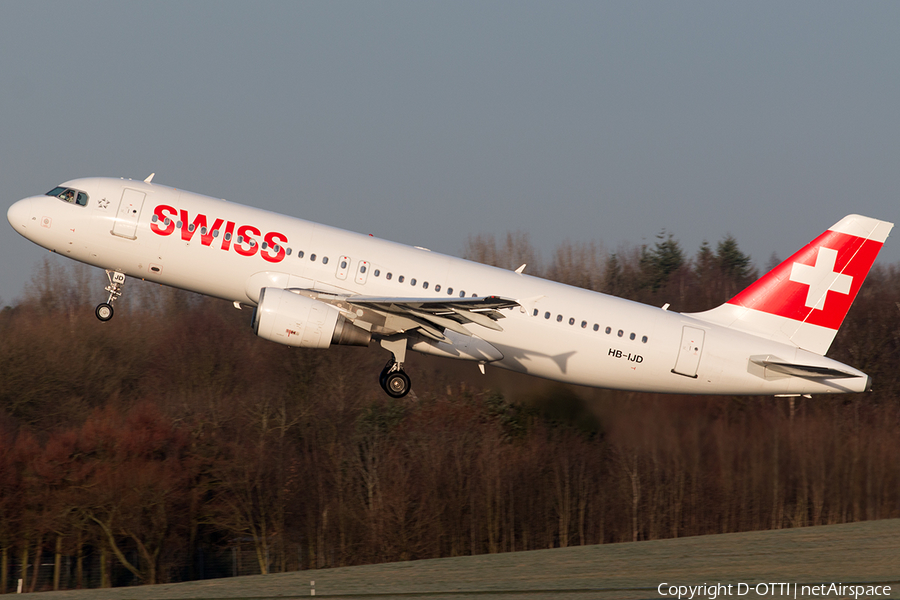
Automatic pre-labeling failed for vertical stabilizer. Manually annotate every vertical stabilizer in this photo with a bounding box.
[690,214,893,355]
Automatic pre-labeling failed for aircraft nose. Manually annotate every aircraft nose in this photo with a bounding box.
[7,197,36,233]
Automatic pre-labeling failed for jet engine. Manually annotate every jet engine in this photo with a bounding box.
[252,287,371,348]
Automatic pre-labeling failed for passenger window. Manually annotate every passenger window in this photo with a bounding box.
[617,330,624,337]
[310,254,316,261]
[642,336,648,343]
[341,260,348,269]
[568,318,575,325]
[298,250,304,258]
[557,315,563,322]
[606,327,612,334]
[201,226,208,235]
[398,275,405,283]
[322,257,328,264]
[374,269,380,277]
[593,324,599,331]
[360,265,367,273]
[411,278,416,286]
[447,288,453,295]
[286,248,292,256]
[630,333,636,340]
[459,291,465,297]
[386,273,392,280]
[581,321,587,328]
[422,282,428,289]
[533,309,539,317]
[435,284,441,292]
[224,232,231,241]
[545,312,551,319]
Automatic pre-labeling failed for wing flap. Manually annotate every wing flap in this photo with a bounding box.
[290,290,518,338]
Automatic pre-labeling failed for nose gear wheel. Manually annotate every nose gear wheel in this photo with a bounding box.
[95,303,114,321]
[95,270,126,322]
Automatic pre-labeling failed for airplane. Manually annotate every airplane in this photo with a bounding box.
[6,175,893,398]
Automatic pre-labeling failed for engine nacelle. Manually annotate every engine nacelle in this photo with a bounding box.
[252,287,371,348]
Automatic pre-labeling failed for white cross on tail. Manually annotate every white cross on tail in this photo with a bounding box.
[789,247,853,310]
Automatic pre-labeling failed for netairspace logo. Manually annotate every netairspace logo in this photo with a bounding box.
[657,582,892,599]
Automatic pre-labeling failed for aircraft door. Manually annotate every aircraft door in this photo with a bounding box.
[355,260,370,285]
[111,188,146,239]
[336,256,351,280]
[672,326,705,378]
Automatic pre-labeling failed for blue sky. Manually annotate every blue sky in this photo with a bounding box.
[2,1,898,306]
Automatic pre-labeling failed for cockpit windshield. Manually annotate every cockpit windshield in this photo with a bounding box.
[47,186,88,207]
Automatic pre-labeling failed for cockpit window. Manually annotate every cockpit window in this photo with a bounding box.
[47,186,88,207]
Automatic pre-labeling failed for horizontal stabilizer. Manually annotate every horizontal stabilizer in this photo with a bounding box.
[750,356,859,379]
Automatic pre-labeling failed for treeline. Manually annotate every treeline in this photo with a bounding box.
[0,231,898,592]
[463,229,760,309]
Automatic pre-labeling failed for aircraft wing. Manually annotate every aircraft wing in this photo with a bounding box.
[292,290,519,341]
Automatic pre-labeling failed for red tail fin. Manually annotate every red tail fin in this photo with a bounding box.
[691,215,893,354]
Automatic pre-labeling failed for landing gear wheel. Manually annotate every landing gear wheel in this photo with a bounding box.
[95,303,114,322]
[96,271,125,322]
[378,339,410,398]
[383,371,411,398]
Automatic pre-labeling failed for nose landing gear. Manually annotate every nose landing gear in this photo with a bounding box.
[95,270,126,322]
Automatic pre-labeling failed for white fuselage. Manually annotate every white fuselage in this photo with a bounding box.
[7,177,870,395]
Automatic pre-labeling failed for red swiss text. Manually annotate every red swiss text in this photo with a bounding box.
[150,205,288,263]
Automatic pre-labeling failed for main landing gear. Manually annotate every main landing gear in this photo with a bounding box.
[95,270,126,322]
[380,358,411,398]
[379,338,411,398]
